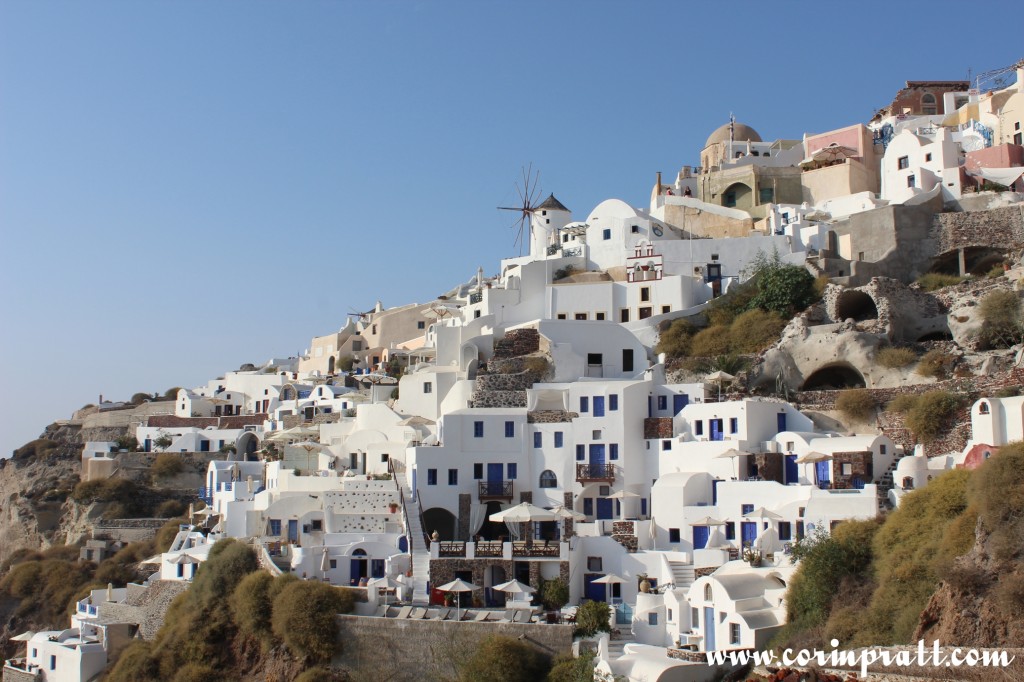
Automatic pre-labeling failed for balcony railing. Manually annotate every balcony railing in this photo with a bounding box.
[469,292,483,304]
[512,541,561,558]
[478,480,514,501]
[576,463,616,483]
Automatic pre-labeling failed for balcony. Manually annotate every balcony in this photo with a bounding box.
[576,463,616,483]
[478,480,514,501]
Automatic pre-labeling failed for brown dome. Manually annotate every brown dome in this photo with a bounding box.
[704,122,762,148]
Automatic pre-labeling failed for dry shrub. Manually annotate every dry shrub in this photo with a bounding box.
[916,273,965,291]
[876,347,917,368]
[272,581,354,662]
[728,309,786,353]
[905,390,963,442]
[887,394,919,414]
[689,325,731,357]
[152,453,185,478]
[915,349,955,378]
[835,389,876,422]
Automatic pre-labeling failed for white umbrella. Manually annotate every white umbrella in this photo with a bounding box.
[550,504,586,521]
[170,554,200,565]
[436,578,478,621]
[492,579,535,595]
[715,448,751,459]
[320,547,330,579]
[139,554,162,566]
[795,451,832,464]
[591,573,625,585]
[489,502,559,523]
[368,575,403,604]
[11,631,36,642]
[605,490,639,520]
[288,440,327,472]
[744,507,783,521]
[688,516,726,527]
[704,370,735,401]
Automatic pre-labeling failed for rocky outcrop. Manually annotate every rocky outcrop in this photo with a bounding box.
[915,523,1024,647]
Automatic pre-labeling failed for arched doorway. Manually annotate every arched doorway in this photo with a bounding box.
[834,291,878,322]
[800,364,866,390]
[237,433,260,462]
[328,356,336,374]
[423,507,457,541]
[721,182,753,210]
[350,548,368,586]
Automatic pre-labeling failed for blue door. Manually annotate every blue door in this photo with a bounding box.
[486,463,503,496]
[692,525,709,549]
[777,412,787,433]
[673,394,689,415]
[815,461,831,488]
[784,455,799,484]
[712,479,720,505]
[710,419,723,441]
[704,607,716,651]
[589,444,605,466]
[593,396,605,417]
[647,396,652,418]
[583,498,594,517]
[741,521,757,546]
[596,498,614,520]
[288,520,298,542]
[585,574,606,602]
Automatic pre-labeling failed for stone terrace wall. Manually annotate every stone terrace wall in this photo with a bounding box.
[283,412,341,428]
[333,614,573,676]
[99,580,191,640]
[491,328,540,360]
[934,203,1024,253]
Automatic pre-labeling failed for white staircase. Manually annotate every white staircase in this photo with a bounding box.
[606,631,636,660]
[668,561,695,592]
[396,469,431,604]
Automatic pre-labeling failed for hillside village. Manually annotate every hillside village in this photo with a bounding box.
[3,60,1024,682]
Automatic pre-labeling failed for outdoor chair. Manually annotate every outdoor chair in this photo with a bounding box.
[473,611,490,622]
[395,606,412,619]
[409,607,426,619]
[511,610,528,623]
[500,609,516,622]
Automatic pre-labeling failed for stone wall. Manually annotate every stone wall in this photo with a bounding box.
[934,203,1024,253]
[282,412,341,429]
[644,418,673,439]
[831,451,872,488]
[98,580,191,640]
[753,453,783,483]
[2,665,40,682]
[474,371,537,392]
[333,614,573,677]
[527,411,576,423]
[469,390,527,409]
[492,328,540,360]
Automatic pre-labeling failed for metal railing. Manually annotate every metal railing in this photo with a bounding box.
[478,480,514,500]
[576,463,616,482]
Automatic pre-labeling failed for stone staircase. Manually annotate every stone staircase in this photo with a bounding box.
[396,469,431,604]
[668,560,696,592]
[875,453,906,512]
[607,630,636,660]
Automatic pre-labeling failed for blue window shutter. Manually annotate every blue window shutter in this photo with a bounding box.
[533,432,542,448]
[576,445,585,461]
[580,397,589,413]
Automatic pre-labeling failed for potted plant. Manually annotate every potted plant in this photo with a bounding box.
[388,501,399,514]
[742,544,763,567]
[638,573,651,593]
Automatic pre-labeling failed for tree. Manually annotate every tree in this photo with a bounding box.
[573,600,611,637]
[457,635,551,682]
[272,581,354,661]
[539,578,569,611]
[153,433,174,451]
[749,264,817,316]
[547,650,596,682]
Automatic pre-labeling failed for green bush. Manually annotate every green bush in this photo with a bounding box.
[130,392,153,405]
[905,390,964,443]
[876,347,917,368]
[172,664,222,682]
[458,635,551,682]
[749,264,818,316]
[107,641,160,682]
[728,309,786,354]
[230,571,276,641]
[916,273,966,291]
[987,265,1006,278]
[152,453,184,479]
[272,581,354,661]
[864,468,972,644]
[337,355,355,372]
[689,326,731,357]
[978,289,1023,348]
[969,441,1024,563]
[655,318,696,358]
[835,389,876,422]
[887,394,919,414]
[573,600,611,637]
[915,349,954,378]
[539,577,569,611]
[547,650,596,682]
[12,438,60,462]
[164,387,182,399]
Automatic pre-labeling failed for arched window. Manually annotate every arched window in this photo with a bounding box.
[539,470,557,488]
[979,401,990,415]
[921,93,937,115]
[704,584,713,602]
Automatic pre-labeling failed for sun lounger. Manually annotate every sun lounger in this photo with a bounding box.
[512,610,529,623]
[409,607,426,619]
[473,610,489,622]
[394,606,412,619]
[374,605,389,617]
[433,608,451,620]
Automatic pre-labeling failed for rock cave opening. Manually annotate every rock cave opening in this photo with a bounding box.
[800,364,867,390]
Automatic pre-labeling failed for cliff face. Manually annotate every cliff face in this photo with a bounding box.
[0,422,118,566]
[915,522,1024,647]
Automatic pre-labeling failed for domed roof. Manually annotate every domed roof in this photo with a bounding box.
[705,122,762,148]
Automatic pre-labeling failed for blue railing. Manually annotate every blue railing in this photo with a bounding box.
[198,487,213,504]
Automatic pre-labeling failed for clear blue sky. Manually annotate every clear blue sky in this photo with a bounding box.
[0,1,1020,455]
